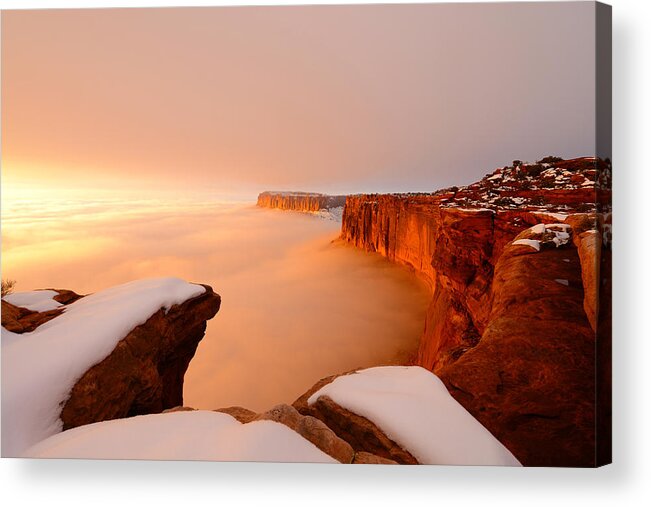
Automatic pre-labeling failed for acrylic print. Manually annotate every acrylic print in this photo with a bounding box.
[1,2,611,466]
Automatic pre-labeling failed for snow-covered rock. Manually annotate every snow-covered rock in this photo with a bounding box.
[1,277,220,457]
[24,411,337,462]
[302,366,521,466]
[3,290,63,312]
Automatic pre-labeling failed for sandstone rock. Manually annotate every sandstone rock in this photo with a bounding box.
[214,406,258,423]
[59,285,221,430]
[294,384,418,464]
[162,406,196,414]
[438,239,596,466]
[575,230,601,333]
[340,157,611,466]
[254,404,354,464]
[353,451,398,464]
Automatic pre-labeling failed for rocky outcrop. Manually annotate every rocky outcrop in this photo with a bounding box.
[257,191,346,212]
[438,227,596,466]
[340,157,612,466]
[60,285,220,429]
[180,403,361,463]
[293,372,418,464]
[252,404,355,464]
[2,284,221,431]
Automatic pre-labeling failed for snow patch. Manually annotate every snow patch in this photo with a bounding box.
[513,239,541,251]
[1,277,206,457]
[24,411,337,462]
[554,279,569,286]
[310,206,343,222]
[4,290,63,312]
[530,223,546,235]
[307,366,521,466]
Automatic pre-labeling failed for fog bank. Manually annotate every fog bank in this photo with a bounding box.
[2,198,430,411]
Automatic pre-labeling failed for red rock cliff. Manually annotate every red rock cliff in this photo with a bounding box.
[257,191,346,212]
[340,157,612,466]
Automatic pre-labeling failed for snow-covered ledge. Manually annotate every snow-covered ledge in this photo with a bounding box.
[1,277,219,457]
[307,366,521,466]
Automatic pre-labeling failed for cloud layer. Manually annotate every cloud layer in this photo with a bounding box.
[2,199,430,411]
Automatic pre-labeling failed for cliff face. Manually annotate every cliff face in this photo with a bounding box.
[60,284,221,430]
[340,157,611,466]
[257,191,346,212]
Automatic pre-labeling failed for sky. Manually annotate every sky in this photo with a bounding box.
[1,3,596,196]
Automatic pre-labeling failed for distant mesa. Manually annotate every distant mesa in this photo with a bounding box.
[257,191,347,213]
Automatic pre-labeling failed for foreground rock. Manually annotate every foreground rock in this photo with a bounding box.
[166,403,365,463]
[294,366,521,466]
[340,157,612,466]
[25,410,339,463]
[60,284,221,430]
[439,226,596,466]
[1,278,220,456]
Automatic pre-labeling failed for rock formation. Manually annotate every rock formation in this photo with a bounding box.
[340,157,612,466]
[293,374,418,464]
[257,191,346,212]
[173,402,394,463]
[2,284,221,431]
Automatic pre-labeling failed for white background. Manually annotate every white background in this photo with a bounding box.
[0,0,648,505]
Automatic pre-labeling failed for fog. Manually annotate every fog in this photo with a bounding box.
[1,197,430,411]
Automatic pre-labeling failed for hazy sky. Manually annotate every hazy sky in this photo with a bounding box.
[2,3,596,195]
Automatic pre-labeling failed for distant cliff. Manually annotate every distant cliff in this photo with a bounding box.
[257,191,346,212]
[340,157,612,466]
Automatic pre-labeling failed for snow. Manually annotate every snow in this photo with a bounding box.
[307,366,521,466]
[530,223,546,235]
[24,411,337,462]
[520,223,571,248]
[311,206,344,222]
[1,277,206,457]
[513,239,541,251]
[551,231,570,247]
[546,224,571,247]
[554,279,569,286]
[3,290,63,312]
[454,208,495,213]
